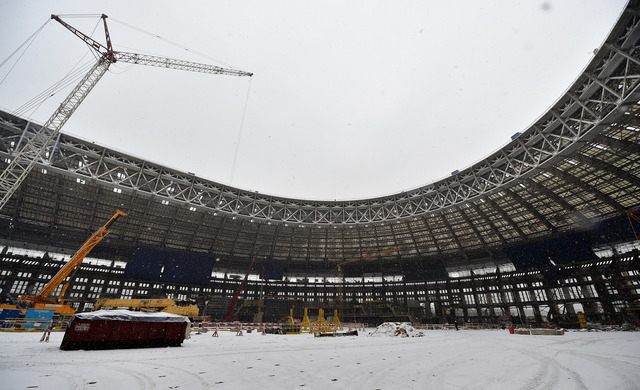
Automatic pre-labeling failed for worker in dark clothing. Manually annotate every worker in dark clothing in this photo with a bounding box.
[40,322,53,342]
[454,319,459,331]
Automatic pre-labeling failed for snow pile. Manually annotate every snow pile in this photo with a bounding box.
[369,322,424,337]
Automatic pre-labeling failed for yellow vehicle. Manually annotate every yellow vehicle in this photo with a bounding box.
[7,210,127,315]
[94,298,199,318]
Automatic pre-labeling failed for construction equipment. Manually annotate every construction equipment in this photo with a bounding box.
[0,14,252,211]
[16,210,127,314]
[223,255,258,321]
[94,298,199,318]
[336,247,399,322]
[626,209,640,240]
[297,307,341,333]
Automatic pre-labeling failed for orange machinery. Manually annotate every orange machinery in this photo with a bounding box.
[3,210,127,314]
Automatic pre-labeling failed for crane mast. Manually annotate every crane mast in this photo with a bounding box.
[0,14,252,211]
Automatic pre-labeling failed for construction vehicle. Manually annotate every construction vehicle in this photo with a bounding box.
[11,210,127,314]
[94,298,199,318]
[0,14,252,211]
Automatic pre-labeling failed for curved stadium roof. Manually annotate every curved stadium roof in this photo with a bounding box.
[0,2,639,272]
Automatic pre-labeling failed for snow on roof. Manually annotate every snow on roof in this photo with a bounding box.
[74,310,190,323]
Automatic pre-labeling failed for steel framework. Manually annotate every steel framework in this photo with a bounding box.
[0,14,251,211]
[0,4,639,265]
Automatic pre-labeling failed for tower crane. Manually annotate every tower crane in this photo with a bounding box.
[0,14,252,211]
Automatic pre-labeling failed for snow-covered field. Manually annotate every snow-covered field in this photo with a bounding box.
[1,329,639,389]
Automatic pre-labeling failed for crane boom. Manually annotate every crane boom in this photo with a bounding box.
[116,52,253,76]
[223,255,258,321]
[0,59,111,211]
[20,209,127,305]
[0,14,252,211]
[50,14,112,59]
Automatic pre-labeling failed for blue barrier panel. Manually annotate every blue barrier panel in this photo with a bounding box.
[24,309,54,330]
[0,308,21,320]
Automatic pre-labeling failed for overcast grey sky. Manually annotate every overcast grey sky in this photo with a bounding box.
[0,0,628,200]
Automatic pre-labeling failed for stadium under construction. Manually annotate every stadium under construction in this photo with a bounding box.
[0,2,639,389]
[1,5,640,327]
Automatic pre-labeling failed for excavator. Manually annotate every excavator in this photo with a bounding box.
[1,210,127,314]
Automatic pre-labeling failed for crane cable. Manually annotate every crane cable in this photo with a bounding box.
[14,60,95,117]
[229,77,253,185]
[108,17,241,70]
[106,17,254,184]
[0,19,50,87]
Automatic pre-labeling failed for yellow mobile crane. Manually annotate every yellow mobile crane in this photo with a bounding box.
[94,298,199,318]
[14,210,127,314]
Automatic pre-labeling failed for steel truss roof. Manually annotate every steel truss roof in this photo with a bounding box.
[0,2,639,265]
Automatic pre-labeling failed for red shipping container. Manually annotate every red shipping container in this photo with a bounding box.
[60,310,191,350]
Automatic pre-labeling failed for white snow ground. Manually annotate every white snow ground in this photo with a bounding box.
[1,329,639,390]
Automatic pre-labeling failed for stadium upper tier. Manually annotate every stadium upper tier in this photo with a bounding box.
[0,3,639,266]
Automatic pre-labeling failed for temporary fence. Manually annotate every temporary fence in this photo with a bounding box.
[414,322,503,330]
[0,318,53,331]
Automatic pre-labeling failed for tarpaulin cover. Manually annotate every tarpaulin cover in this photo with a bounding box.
[74,310,190,323]
[61,310,191,350]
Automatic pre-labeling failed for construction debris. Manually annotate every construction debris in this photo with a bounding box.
[369,322,424,337]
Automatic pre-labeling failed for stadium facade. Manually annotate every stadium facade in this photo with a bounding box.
[0,3,639,325]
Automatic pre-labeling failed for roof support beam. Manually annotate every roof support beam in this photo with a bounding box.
[467,201,508,244]
[208,216,228,255]
[546,166,625,213]
[186,211,208,251]
[503,187,556,231]
[439,212,466,256]
[483,196,526,238]
[525,178,587,220]
[160,206,181,248]
[419,217,443,255]
[403,222,423,256]
[574,153,640,188]
[593,134,640,154]
[456,205,488,247]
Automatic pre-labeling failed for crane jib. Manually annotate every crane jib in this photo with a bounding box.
[0,14,252,211]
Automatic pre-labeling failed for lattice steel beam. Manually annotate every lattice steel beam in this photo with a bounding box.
[0,2,638,230]
[466,201,508,244]
[456,205,488,247]
[503,187,556,231]
[545,166,625,212]
[483,197,525,238]
[574,153,640,188]
[525,178,586,221]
